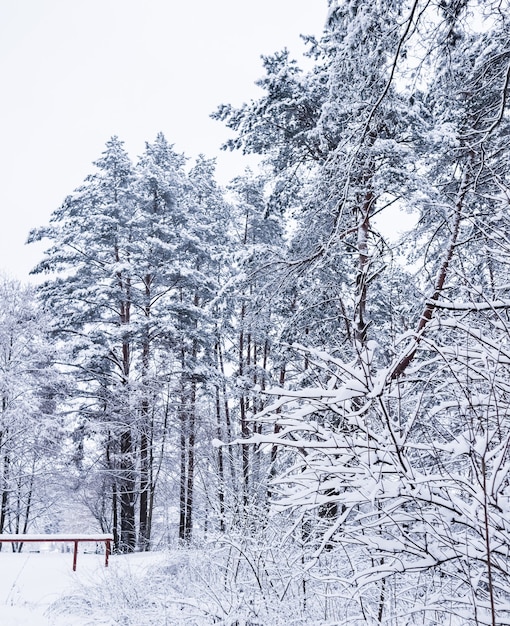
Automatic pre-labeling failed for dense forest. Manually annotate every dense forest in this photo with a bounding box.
[2,0,510,623]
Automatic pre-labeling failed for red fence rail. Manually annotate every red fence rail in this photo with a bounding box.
[0,533,114,571]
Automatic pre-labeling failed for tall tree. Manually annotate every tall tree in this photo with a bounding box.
[29,136,140,552]
[29,135,237,548]
[213,0,425,359]
[0,279,63,541]
[130,133,189,550]
[217,0,510,623]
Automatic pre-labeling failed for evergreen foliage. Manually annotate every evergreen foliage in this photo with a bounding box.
[17,0,510,622]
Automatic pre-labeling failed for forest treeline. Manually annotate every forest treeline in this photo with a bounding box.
[2,1,510,623]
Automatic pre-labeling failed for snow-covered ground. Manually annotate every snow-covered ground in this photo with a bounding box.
[0,541,342,625]
[0,548,166,626]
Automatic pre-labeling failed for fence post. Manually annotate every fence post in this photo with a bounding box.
[105,538,111,567]
[73,540,79,571]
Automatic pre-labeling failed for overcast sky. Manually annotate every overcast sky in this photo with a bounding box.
[0,1,327,281]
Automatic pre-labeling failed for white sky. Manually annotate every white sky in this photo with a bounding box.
[0,0,327,281]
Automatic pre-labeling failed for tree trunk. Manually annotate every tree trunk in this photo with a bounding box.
[217,337,236,487]
[138,425,150,551]
[119,429,136,552]
[238,303,250,512]
[138,273,153,551]
[0,433,9,539]
[214,381,226,533]
[105,434,120,552]
[178,343,188,542]
[392,161,471,378]
[184,378,196,541]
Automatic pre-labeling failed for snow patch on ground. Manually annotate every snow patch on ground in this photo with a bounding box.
[0,550,166,626]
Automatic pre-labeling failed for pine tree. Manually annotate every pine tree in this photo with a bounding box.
[29,136,141,552]
[215,1,510,622]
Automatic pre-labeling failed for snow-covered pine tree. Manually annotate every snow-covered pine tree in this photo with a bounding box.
[129,133,191,550]
[29,136,142,552]
[215,0,510,623]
